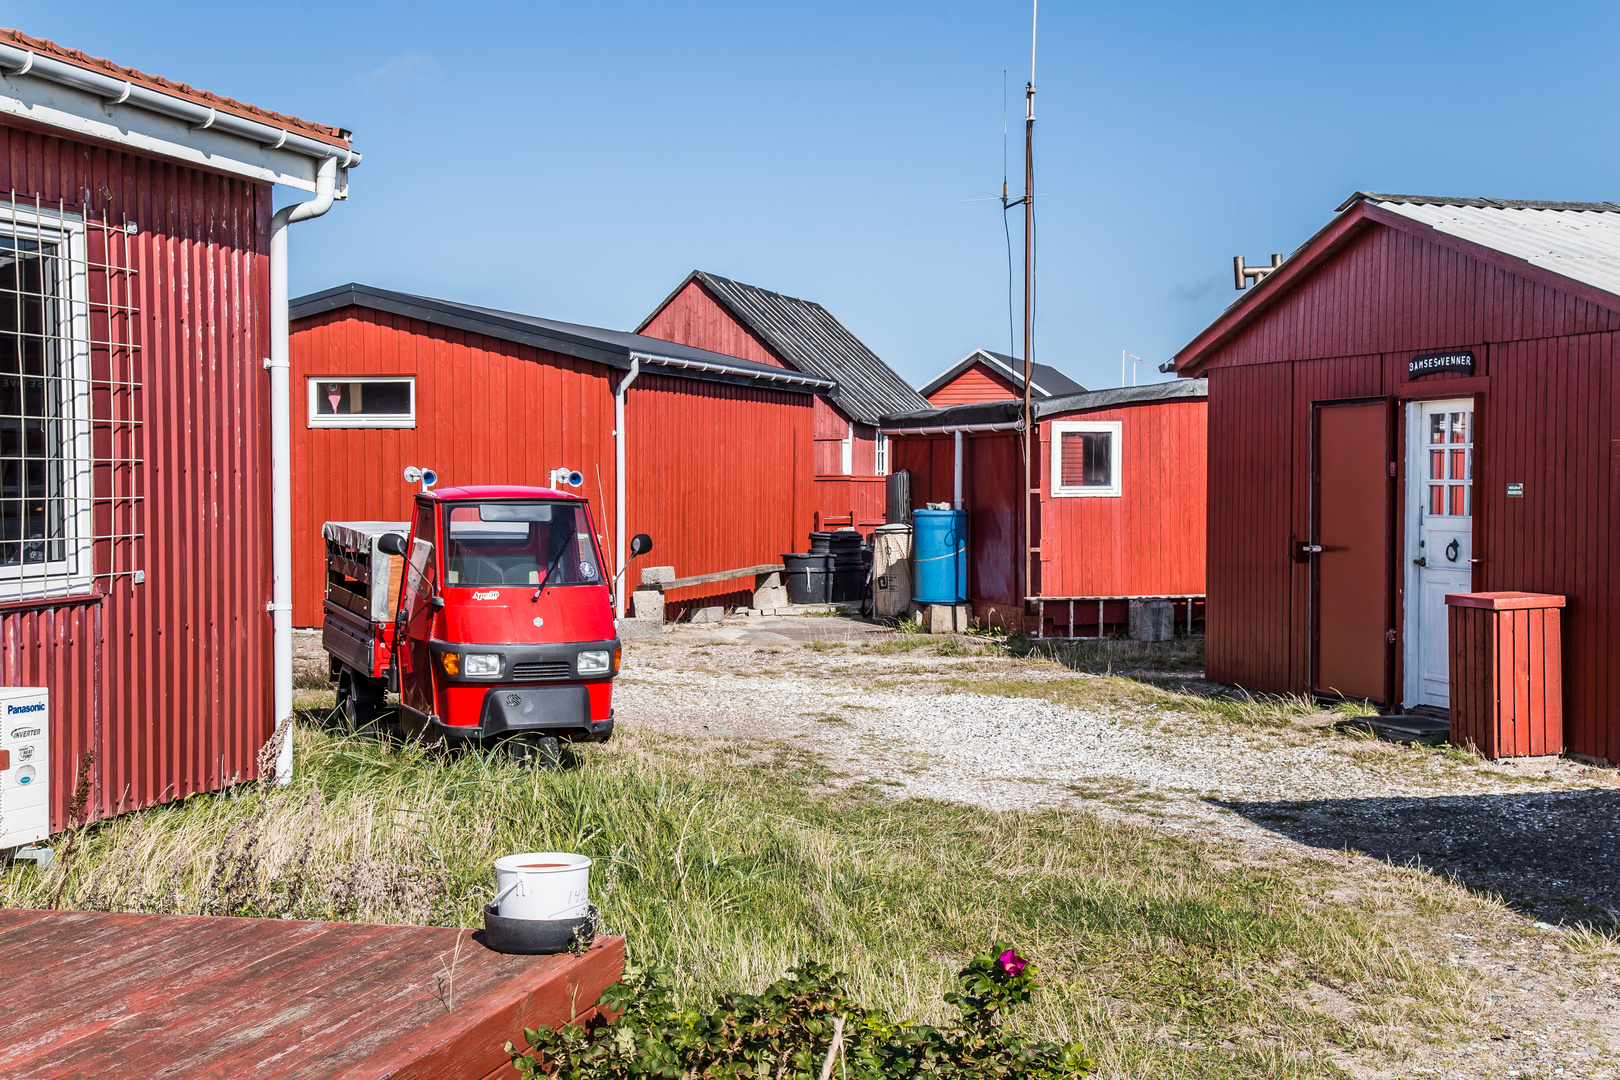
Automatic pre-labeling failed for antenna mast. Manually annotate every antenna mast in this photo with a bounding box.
[1021,0,1038,607]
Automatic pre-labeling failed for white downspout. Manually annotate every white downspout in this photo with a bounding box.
[613,357,641,619]
[267,156,339,784]
[954,430,964,510]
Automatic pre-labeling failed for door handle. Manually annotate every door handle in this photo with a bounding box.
[1301,544,1324,555]
[1412,556,1427,567]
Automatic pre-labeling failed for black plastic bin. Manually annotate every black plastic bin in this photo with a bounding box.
[808,532,833,554]
[829,556,865,603]
[782,552,831,604]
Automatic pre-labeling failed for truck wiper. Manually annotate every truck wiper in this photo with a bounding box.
[532,544,571,602]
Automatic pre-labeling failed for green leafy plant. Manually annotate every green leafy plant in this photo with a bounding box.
[507,944,1091,1079]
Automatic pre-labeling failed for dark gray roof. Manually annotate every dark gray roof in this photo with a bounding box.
[1337,191,1620,213]
[292,283,835,395]
[917,348,1086,398]
[638,271,929,425]
[882,380,1207,429]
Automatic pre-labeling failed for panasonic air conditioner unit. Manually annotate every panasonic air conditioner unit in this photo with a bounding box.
[0,687,50,850]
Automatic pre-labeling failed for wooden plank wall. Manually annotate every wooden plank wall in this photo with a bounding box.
[1196,217,1620,760]
[1037,400,1206,599]
[638,281,786,369]
[926,363,1018,406]
[290,309,614,627]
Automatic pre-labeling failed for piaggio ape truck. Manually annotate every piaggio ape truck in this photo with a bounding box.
[321,476,651,757]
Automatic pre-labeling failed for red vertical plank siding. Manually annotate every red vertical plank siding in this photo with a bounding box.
[290,314,816,620]
[1195,213,1618,760]
[1037,400,1206,598]
[638,282,786,370]
[625,373,814,606]
[0,127,272,828]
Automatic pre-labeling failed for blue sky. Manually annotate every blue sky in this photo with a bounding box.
[7,1,1620,390]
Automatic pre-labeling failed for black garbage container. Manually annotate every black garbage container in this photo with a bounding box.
[808,532,833,554]
[782,552,831,604]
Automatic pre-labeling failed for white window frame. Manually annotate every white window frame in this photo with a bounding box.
[307,376,416,428]
[1050,420,1122,498]
[875,434,889,476]
[0,205,94,601]
[840,421,853,475]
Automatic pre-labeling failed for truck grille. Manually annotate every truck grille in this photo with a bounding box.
[511,660,572,681]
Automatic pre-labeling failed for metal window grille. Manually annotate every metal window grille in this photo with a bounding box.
[0,192,142,602]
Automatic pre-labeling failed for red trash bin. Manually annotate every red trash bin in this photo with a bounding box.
[1445,592,1565,759]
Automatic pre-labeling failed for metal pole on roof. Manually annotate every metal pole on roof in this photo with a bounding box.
[1021,0,1037,608]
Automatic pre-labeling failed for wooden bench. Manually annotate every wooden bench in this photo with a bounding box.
[0,908,624,1079]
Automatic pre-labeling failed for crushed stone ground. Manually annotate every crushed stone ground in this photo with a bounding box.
[615,617,1620,1080]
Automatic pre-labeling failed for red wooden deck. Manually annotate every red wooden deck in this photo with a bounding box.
[0,909,625,1079]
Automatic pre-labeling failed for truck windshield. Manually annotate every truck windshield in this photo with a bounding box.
[442,502,601,588]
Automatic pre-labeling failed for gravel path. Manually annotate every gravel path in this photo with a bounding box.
[619,621,1620,1079]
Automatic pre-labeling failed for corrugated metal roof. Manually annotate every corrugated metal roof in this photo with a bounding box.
[292,283,835,394]
[662,271,930,425]
[1354,194,1620,301]
[882,379,1206,429]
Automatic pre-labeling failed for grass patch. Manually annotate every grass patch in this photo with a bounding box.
[805,640,847,653]
[0,719,1491,1078]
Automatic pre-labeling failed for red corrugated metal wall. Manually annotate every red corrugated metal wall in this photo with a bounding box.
[1195,218,1620,760]
[290,308,614,626]
[1038,400,1206,598]
[925,364,1018,406]
[0,125,273,827]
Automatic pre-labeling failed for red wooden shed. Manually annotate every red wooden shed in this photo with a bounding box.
[0,30,357,832]
[1172,192,1620,763]
[884,382,1207,633]
[917,348,1086,407]
[639,271,929,535]
[289,284,832,625]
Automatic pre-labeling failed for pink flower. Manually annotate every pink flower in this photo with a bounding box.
[997,949,1027,978]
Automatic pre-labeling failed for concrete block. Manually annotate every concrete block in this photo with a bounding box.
[1129,599,1174,642]
[690,605,726,623]
[753,584,789,609]
[640,565,676,587]
[911,602,970,634]
[754,571,782,589]
[617,618,662,640]
[631,590,665,622]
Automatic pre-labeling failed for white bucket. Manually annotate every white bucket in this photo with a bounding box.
[492,852,592,920]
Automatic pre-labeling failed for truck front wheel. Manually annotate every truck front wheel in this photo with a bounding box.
[335,667,391,737]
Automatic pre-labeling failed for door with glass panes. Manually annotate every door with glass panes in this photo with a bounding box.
[1403,400,1473,709]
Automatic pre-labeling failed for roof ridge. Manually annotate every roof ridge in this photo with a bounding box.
[1341,191,1620,214]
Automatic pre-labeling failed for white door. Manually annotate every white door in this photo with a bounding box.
[1403,399,1474,709]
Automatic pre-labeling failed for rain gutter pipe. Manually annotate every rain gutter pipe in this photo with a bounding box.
[613,357,641,620]
[267,156,339,785]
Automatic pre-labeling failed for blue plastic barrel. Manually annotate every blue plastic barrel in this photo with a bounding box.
[912,509,966,603]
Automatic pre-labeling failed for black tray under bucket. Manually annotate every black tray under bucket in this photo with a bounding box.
[481,902,596,955]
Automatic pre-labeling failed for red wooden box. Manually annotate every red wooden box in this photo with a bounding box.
[1445,592,1565,759]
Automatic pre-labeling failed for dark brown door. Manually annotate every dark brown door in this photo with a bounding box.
[1313,401,1391,702]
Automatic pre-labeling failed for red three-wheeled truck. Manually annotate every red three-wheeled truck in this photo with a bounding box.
[321,481,651,759]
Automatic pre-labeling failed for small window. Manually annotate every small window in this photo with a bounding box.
[875,435,889,476]
[308,377,415,428]
[1050,420,1121,497]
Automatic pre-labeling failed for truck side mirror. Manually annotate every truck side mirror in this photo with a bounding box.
[377,532,407,557]
[630,533,653,558]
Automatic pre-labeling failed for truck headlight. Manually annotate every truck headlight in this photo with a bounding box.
[462,653,502,678]
[577,649,611,676]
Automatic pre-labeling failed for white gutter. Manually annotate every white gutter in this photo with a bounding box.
[878,421,1023,436]
[613,358,641,619]
[0,43,360,180]
[267,157,340,784]
[634,350,833,389]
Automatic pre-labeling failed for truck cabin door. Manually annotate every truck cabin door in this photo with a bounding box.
[396,499,440,721]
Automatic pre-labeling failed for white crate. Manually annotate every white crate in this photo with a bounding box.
[0,687,50,849]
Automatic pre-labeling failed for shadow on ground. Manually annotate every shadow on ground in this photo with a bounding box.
[1218,788,1620,927]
